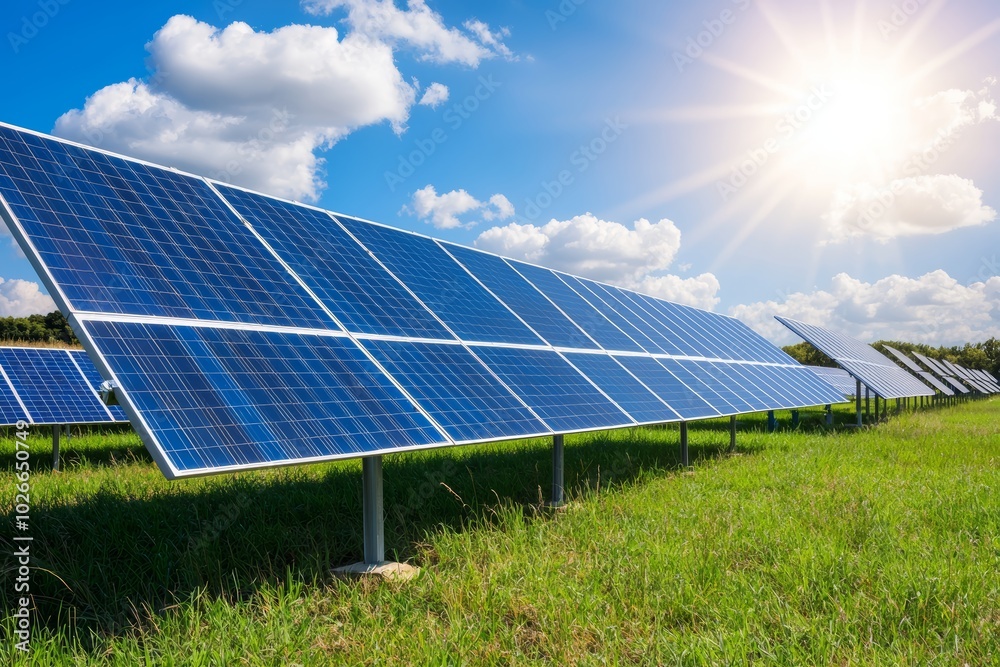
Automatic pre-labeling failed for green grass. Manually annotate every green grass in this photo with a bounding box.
[2,400,999,665]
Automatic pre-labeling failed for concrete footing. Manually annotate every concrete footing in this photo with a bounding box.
[333,561,420,582]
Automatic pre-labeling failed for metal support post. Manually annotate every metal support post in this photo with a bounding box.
[362,455,384,565]
[874,395,880,423]
[728,415,736,452]
[551,434,565,507]
[865,387,871,421]
[52,424,61,472]
[680,422,689,467]
[825,404,833,426]
[791,410,800,428]
[855,380,862,427]
[767,410,776,433]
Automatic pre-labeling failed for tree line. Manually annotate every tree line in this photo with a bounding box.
[0,311,79,346]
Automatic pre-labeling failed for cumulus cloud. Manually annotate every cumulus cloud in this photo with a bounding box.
[55,4,511,202]
[303,0,514,66]
[823,174,996,242]
[418,82,449,108]
[731,270,1000,347]
[475,213,721,310]
[0,278,56,317]
[822,79,998,243]
[475,214,682,283]
[406,185,513,229]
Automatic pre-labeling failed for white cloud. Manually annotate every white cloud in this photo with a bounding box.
[629,273,721,310]
[475,213,721,309]
[55,5,511,202]
[823,174,996,242]
[0,278,56,317]
[418,82,449,108]
[731,270,1000,347]
[821,81,999,243]
[406,185,513,229]
[475,214,682,283]
[303,0,514,66]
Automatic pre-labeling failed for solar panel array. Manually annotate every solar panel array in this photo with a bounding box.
[912,352,972,394]
[0,123,846,478]
[0,346,127,425]
[882,345,955,396]
[806,366,857,397]
[775,317,934,400]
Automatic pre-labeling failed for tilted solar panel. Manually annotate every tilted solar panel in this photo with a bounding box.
[775,317,933,400]
[0,121,844,478]
[0,346,121,425]
[883,346,925,374]
[914,371,954,396]
[807,366,857,397]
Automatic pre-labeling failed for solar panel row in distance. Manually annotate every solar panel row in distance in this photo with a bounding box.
[911,353,970,394]
[0,346,127,425]
[0,122,844,479]
[775,317,934,400]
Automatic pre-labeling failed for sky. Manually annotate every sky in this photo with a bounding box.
[0,0,998,346]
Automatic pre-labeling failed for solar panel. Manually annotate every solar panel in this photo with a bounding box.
[215,184,453,341]
[916,371,954,396]
[336,215,543,346]
[0,125,336,329]
[0,121,849,479]
[883,345,925,374]
[613,355,720,420]
[0,347,115,424]
[775,317,933,400]
[0,362,27,423]
[807,366,857,397]
[912,353,953,379]
[440,242,599,350]
[941,376,971,393]
[69,349,129,421]
[467,346,633,432]
[82,321,449,475]
[359,339,549,443]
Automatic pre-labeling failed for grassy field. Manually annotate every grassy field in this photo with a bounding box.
[2,399,999,665]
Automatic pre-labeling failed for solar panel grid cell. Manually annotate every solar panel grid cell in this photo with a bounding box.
[0,347,112,424]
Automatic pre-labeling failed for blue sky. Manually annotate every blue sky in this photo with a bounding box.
[1,0,998,345]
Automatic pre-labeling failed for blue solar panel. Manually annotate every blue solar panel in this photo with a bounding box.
[82,321,447,476]
[916,371,954,396]
[0,365,26,424]
[215,185,453,340]
[558,276,665,353]
[674,360,757,413]
[806,366,857,397]
[656,358,739,413]
[883,346,925,374]
[359,339,549,443]
[335,215,543,346]
[776,317,933,399]
[69,349,128,421]
[706,363,774,411]
[469,346,632,432]
[594,286,689,356]
[562,352,680,424]
[0,127,335,329]
[442,242,599,350]
[0,347,113,424]
[508,261,644,352]
[613,355,719,419]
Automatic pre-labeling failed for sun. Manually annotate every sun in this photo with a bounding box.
[794,66,910,183]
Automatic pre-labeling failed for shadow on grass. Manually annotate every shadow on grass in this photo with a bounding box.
[0,407,884,646]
